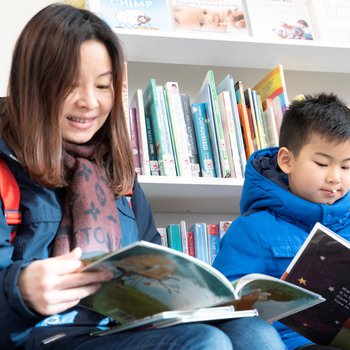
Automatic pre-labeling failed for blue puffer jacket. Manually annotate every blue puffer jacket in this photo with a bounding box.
[213,147,350,350]
[0,139,160,349]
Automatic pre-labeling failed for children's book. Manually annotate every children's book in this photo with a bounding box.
[244,0,316,40]
[280,222,350,348]
[234,80,255,159]
[253,64,289,132]
[217,74,247,177]
[181,94,201,177]
[130,89,151,176]
[191,103,216,177]
[309,0,350,43]
[170,0,249,36]
[143,79,177,176]
[197,70,231,178]
[128,107,141,175]
[79,241,324,335]
[86,0,173,31]
[164,82,193,177]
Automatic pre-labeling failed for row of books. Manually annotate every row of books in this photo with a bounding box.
[128,64,288,178]
[86,0,350,43]
[158,220,232,265]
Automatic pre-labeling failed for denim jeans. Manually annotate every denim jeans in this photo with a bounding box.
[26,317,287,350]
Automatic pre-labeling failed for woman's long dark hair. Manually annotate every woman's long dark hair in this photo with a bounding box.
[2,3,134,196]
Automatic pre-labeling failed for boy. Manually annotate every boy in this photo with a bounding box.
[213,93,350,350]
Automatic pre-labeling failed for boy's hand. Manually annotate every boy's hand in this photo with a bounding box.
[18,247,113,315]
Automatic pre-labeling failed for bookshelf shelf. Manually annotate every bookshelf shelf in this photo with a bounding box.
[138,175,243,215]
[116,29,350,73]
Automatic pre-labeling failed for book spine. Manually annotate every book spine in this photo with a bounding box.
[181,94,201,177]
[157,227,168,247]
[166,224,182,252]
[207,70,231,178]
[128,107,142,175]
[253,92,268,149]
[207,224,220,265]
[192,103,216,177]
[134,89,151,176]
[179,220,189,255]
[143,79,176,177]
[234,81,255,159]
[218,220,232,239]
[191,223,209,264]
[155,85,177,176]
[145,114,160,176]
[164,82,193,177]
[186,231,196,257]
[244,88,260,151]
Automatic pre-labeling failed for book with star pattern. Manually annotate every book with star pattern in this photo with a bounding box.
[281,222,350,349]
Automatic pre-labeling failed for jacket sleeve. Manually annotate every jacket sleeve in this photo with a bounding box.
[212,214,313,350]
[0,201,46,349]
[131,177,161,245]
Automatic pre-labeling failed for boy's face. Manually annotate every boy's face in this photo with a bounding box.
[278,133,350,204]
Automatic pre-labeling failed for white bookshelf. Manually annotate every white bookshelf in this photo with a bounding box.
[121,29,350,227]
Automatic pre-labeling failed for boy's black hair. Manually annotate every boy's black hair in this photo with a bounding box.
[279,93,350,155]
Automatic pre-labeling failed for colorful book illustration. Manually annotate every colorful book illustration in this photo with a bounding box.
[281,222,350,348]
[181,94,201,177]
[244,0,315,40]
[80,241,324,335]
[131,89,151,176]
[170,0,249,36]
[191,103,216,177]
[164,82,193,177]
[86,0,173,31]
[217,74,247,177]
[253,65,289,132]
[218,220,232,239]
[143,79,176,176]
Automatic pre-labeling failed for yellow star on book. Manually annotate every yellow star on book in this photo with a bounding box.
[298,277,307,285]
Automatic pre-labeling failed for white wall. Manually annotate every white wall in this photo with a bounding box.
[0,0,58,96]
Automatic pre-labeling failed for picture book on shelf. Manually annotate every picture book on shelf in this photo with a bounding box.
[86,0,173,31]
[280,222,350,349]
[170,0,249,36]
[309,0,350,43]
[79,240,324,335]
[244,0,315,40]
[253,64,289,133]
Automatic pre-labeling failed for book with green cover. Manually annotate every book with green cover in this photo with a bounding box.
[79,241,324,335]
[143,79,176,176]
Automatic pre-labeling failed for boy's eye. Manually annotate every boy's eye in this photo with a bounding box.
[342,166,350,170]
[315,162,327,167]
[97,84,110,89]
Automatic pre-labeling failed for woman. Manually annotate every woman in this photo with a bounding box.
[0,3,286,349]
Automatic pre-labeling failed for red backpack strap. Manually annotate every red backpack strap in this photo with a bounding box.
[0,158,21,243]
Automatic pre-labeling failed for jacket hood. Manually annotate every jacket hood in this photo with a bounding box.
[240,147,350,232]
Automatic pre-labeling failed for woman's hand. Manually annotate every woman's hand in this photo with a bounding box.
[18,247,113,315]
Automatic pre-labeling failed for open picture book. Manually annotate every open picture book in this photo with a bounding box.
[79,240,323,336]
[281,222,350,349]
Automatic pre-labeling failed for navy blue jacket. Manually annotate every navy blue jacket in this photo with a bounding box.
[0,139,160,349]
[213,147,350,350]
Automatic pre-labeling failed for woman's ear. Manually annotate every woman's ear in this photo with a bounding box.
[278,147,293,174]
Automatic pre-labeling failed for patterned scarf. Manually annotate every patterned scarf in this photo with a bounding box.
[52,142,121,258]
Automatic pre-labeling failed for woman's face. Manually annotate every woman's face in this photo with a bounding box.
[60,40,114,144]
